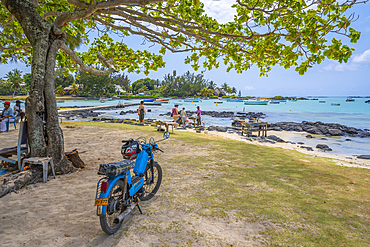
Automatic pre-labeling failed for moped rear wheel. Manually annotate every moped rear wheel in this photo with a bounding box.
[100,180,128,235]
[139,162,162,201]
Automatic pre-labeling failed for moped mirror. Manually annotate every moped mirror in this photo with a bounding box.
[163,131,170,139]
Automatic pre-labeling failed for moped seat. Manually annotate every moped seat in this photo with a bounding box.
[98,160,135,176]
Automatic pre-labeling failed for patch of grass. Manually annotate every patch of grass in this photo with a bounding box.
[164,130,370,246]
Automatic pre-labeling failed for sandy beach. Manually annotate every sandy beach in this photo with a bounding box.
[1,123,369,246]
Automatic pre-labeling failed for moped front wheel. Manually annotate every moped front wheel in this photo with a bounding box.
[139,162,162,201]
[100,180,128,235]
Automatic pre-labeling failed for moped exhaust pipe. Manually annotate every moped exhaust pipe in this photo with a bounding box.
[113,202,138,224]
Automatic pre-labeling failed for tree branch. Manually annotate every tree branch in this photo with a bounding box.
[43,11,60,19]
[0,44,31,51]
[60,43,116,76]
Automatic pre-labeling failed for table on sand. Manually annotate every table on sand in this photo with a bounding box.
[188,117,201,127]
[240,121,268,137]
[157,120,178,133]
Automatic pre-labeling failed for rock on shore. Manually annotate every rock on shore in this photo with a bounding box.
[268,121,370,138]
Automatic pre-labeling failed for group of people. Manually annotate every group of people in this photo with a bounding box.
[0,100,25,133]
[137,101,202,129]
[172,105,201,128]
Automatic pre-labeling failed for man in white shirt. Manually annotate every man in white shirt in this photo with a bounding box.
[0,101,15,133]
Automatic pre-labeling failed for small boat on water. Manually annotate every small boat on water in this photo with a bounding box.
[346,97,355,102]
[184,98,201,102]
[269,101,280,104]
[143,98,156,102]
[244,99,269,105]
[107,98,113,101]
[319,101,326,103]
[331,103,340,106]
[214,101,223,104]
[56,100,65,103]
[99,98,106,103]
[365,100,370,104]
[226,98,244,102]
[154,98,170,102]
[272,99,287,102]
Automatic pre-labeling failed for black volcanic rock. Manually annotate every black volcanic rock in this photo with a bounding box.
[267,121,370,137]
[267,135,285,143]
[357,155,370,160]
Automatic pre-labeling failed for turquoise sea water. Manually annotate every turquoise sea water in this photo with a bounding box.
[58,97,370,156]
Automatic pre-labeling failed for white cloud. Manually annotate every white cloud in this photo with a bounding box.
[202,0,236,23]
[244,86,254,91]
[352,49,370,63]
[323,64,334,71]
[323,62,358,71]
[334,63,358,71]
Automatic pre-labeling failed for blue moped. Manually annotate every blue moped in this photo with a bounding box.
[95,132,169,234]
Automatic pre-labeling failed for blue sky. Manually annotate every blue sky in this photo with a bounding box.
[1,0,370,97]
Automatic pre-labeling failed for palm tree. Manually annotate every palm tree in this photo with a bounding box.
[200,87,211,97]
[232,87,237,95]
[70,83,79,95]
[208,81,217,90]
[55,85,65,95]
[221,82,229,95]
[5,69,23,97]
[226,86,232,96]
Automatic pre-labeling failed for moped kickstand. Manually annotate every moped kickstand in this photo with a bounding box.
[137,203,143,215]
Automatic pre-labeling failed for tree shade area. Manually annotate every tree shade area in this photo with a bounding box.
[0,0,365,170]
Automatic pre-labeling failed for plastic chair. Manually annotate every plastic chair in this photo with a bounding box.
[0,121,28,170]
[5,117,17,132]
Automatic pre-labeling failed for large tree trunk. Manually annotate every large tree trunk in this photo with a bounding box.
[4,0,68,172]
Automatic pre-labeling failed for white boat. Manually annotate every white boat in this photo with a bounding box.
[269,100,280,104]
[346,97,355,102]
[99,98,106,103]
[244,99,269,105]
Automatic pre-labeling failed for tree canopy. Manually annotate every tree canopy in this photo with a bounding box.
[0,0,364,77]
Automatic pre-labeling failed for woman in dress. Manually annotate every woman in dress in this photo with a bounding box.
[138,101,146,125]
[172,104,179,122]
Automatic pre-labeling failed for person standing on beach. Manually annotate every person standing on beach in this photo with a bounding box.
[0,101,15,133]
[138,101,146,125]
[180,107,187,128]
[196,106,201,126]
[172,104,179,122]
